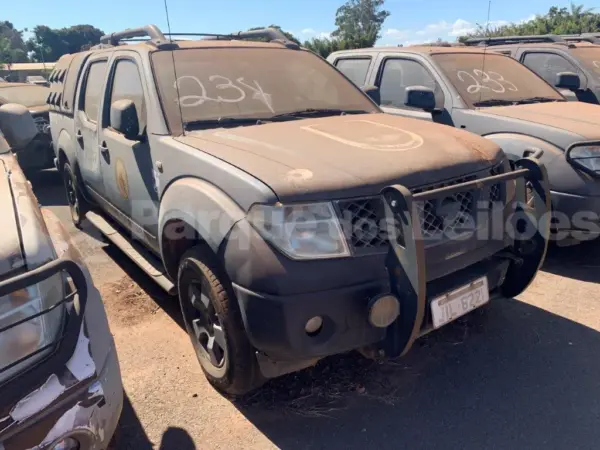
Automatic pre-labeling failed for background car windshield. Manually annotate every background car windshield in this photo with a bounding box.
[432,53,564,107]
[0,85,49,107]
[152,47,378,127]
[571,47,600,77]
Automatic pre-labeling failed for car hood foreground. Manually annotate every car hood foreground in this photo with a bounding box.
[481,101,600,140]
[178,113,503,202]
[0,157,24,277]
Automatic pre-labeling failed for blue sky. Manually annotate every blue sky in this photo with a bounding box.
[3,0,589,47]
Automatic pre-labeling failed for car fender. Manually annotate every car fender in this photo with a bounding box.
[158,177,247,266]
[55,127,76,168]
[485,133,600,196]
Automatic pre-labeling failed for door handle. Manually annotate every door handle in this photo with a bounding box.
[99,142,109,157]
[76,130,83,142]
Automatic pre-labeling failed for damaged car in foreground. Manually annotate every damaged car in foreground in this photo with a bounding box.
[0,104,122,449]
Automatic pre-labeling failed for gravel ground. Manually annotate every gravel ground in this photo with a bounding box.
[30,169,600,450]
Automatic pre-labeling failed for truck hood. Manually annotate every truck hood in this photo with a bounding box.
[0,157,24,277]
[177,113,503,202]
[481,102,600,140]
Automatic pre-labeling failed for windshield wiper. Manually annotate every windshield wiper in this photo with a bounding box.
[270,108,370,119]
[513,97,562,105]
[184,117,269,130]
[472,99,517,107]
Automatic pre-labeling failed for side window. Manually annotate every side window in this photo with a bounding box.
[522,52,579,85]
[335,58,371,86]
[378,58,442,109]
[82,61,107,123]
[108,59,147,132]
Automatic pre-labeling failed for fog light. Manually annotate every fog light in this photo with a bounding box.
[305,316,323,335]
[369,294,400,328]
[51,437,80,450]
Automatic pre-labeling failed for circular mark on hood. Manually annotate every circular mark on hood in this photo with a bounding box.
[286,169,313,183]
[301,120,425,152]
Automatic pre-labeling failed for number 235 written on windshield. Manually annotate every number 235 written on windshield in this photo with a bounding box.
[456,70,519,94]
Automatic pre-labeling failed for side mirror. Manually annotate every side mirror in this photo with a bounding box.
[110,99,140,140]
[362,85,381,105]
[0,104,38,151]
[403,86,436,112]
[555,72,581,91]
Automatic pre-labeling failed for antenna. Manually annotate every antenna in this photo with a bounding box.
[478,0,492,105]
[163,0,185,136]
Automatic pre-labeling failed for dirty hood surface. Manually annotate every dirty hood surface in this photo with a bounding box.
[481,102,600,139]
[177,113,502,201]
[0,157,24,277]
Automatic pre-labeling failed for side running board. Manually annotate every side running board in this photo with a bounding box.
[85,211,176,295]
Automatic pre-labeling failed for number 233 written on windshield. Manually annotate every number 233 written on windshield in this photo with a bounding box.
[456,70,519,94]
[174,75,275,113]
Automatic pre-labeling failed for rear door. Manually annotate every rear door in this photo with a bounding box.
[331,55,375,87]
[97,50,159,250]
[75,56,109,197]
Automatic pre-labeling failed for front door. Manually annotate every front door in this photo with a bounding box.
[75,57,109,197]
[376,57,439,122]
[98,52,159,251]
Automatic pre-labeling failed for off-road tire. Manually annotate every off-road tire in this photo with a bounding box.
[62,162,88,228]
[177,245,262,396]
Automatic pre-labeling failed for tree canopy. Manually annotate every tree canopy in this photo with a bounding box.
[0,21,28,64]
[460,3,600,41]
[303,0,390,58]
[27,25,104,62]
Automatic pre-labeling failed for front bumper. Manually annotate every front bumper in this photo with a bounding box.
[235,156,550,375]
[549,190,600,235]
[0,257,123,449]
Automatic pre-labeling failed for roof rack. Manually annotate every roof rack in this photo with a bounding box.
[561,34,600,43]
[100,25,171,47]
[464,35,566,46]
[97,25,298,50]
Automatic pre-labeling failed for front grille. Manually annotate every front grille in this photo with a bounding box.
[413,175,476,240]
[489,164,504,204]
[337,197,387,250]
[337,163,506,254]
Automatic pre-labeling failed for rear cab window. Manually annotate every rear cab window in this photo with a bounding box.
[81,61,108,123]
[335,58,371,86]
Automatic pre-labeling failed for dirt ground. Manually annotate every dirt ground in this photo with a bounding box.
[30,169,600,450]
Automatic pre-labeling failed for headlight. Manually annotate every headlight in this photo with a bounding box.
[248,202,351,260]
[567,144,600,177]
[0,273,64,382]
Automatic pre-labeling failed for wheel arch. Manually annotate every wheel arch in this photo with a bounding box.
[158,177,247,280]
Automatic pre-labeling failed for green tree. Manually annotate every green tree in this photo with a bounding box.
[0,21,28,63]
[27,25,104,62]
[332,0,390,47]
[460,3,600,41]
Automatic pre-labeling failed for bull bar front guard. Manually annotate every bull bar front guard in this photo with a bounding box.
[0,257,88,419]
[380,156,550,358]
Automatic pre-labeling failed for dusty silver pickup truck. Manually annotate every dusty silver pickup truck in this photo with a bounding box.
[0,104,122,450]
[48,25,551,395]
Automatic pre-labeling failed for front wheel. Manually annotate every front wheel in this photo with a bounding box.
[62,162,88,228]
[177,245,262,396]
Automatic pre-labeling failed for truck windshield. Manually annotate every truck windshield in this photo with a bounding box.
[0,85,49,108]
[152,47,378,130]
[432,53,565,107]
[570,47,600,77]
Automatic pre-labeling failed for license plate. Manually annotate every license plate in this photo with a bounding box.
[430,277,489,329]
